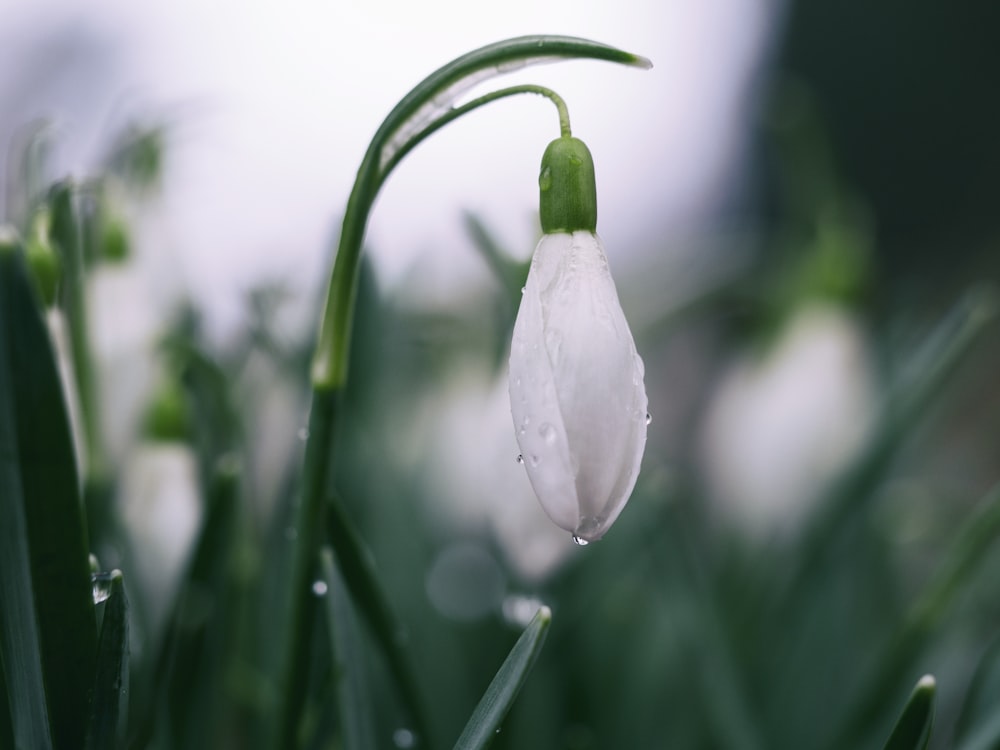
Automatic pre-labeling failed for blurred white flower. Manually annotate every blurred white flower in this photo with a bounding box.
[120,441,201,627]
[699,303,877,535]
[423,371,574,582]
[509,230,648,543]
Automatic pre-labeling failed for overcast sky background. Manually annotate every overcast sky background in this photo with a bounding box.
[2,0,776,338]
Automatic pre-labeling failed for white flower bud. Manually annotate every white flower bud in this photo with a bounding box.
[509,230,647,543]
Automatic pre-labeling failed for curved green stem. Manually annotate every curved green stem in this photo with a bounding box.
[311,34,650,391]
[378,84,572,188]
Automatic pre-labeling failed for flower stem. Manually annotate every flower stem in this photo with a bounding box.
[378,84,573,184]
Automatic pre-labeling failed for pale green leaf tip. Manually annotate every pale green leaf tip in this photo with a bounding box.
[629,54,654,70]
[536,605,552,625]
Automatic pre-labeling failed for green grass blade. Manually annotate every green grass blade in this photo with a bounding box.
[453,606,552,750]
[0,228,96,749]
[954,639,1000,750]
[829,483,1000,749]
[128,458,240,750]
[789,286,999,596]
[0,236,54,750]
[882,675,935,750]
[319,547,375,750]
[85,571,129,750]
[324,497,432,747]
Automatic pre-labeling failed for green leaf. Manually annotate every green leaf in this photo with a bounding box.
[84,571,129,750]
[952,638,1000,750]
[128,457,241,750]
[453,606,552,750]
[882,675,935,750]
[319,547,375,750]
[790,286,999,594]
[0,228,97,749]
[324,497,431,747]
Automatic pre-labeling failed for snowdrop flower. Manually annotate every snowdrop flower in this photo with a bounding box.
[699,303,876,536]
[509,136,648,543]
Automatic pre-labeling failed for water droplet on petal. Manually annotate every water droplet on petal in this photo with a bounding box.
[646,412,652,425]
[312,580,328,596]
[572,535,589,547]
[520,286,526,295]
[539,423,557,445]
[515,454,524,464]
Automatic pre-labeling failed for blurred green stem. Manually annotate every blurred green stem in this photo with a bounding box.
[274,35,651,750]
[49,183,106,482]
[785,286,998,603]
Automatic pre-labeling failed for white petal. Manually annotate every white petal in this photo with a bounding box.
[509,231,647,541]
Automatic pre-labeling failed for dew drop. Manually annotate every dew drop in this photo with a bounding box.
[515,454,524,464]
[571,535,589,547]
[539,423,557,445]
[393,728,416,748]
[646,412,652,425]
[91,573,114,604]
[312,580,328,597]
[520,286,526,295]
[538,166,552,192]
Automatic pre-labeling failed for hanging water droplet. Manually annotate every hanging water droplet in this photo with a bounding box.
[515,454,524,464]
[312,580,328,597]
[520,286,526,295]
[393,728,416,748]
[92,574,114,604]
[646,412,652,425]
[297,427,310,441]
[539,423,557,445]
[538,165,553,192]
[571,535,589,546]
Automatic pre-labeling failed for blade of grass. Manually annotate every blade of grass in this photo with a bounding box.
[0,234,54,750]
[953,638,1000,750]
[453,606,552,750]
[786,286,998,600]
[48,182,105,482]
[882,675,935,750]
[324,496,432,747]
[0,228,97,749]
[828,483,1000,749]
[127,457,241,750]
[85,571,129,750]
[319,547,375,750]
